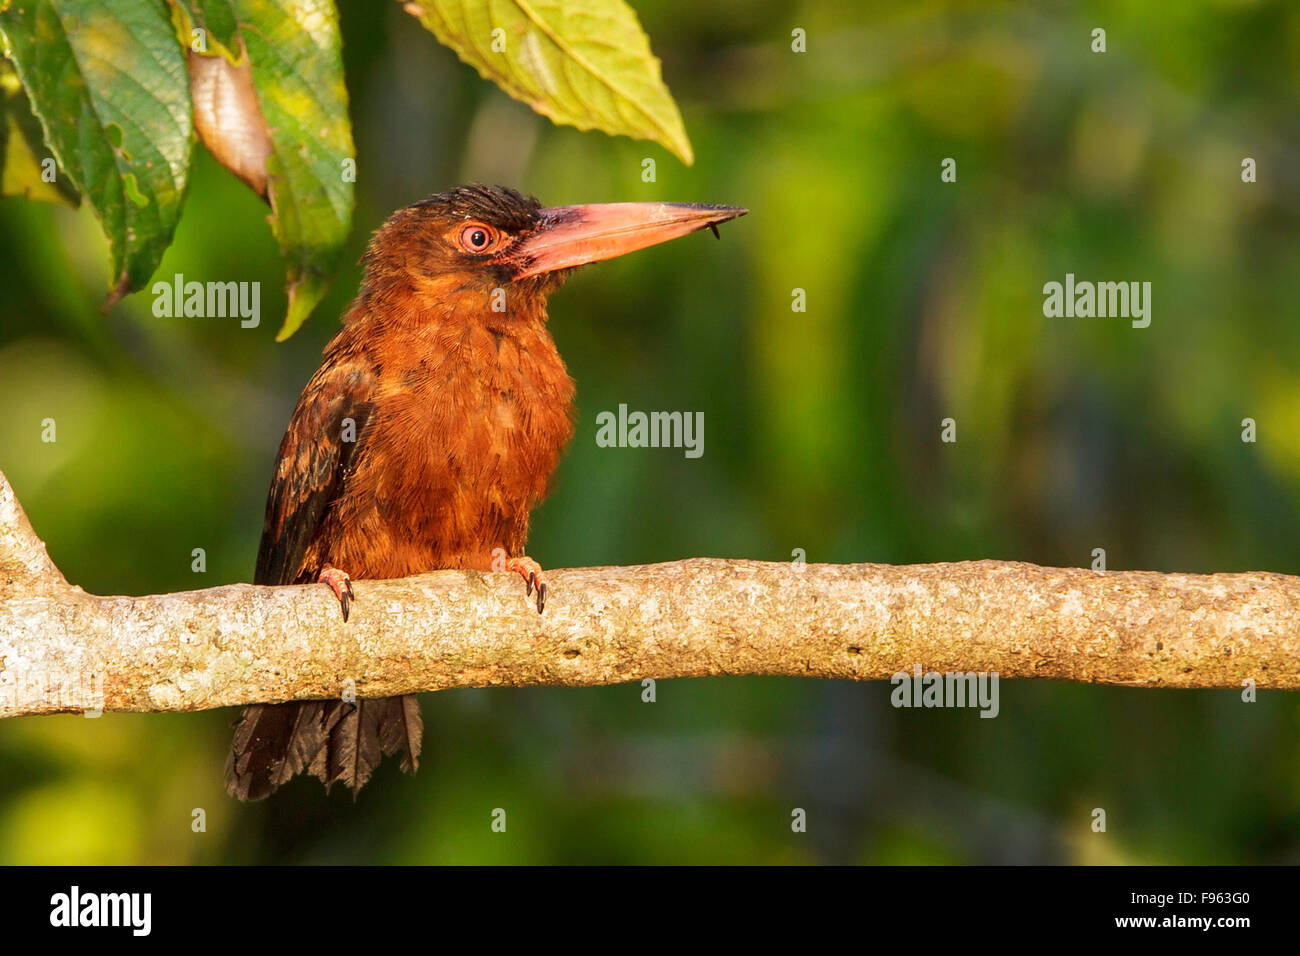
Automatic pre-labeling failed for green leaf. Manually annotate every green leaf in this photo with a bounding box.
[233,0,354,340]
[404,0,694,165]
[172,0,241,60]
[0,60,78,205]
[0,0,192,302]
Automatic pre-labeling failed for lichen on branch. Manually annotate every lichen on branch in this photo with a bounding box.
[1,468,1297,720]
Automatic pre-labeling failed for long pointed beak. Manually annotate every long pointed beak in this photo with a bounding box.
[510,202,747,279]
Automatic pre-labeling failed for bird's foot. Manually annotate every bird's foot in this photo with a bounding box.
[318,566,355,622]
[505,556,548,614]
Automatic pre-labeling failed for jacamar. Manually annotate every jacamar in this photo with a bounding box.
[226,185,746,800]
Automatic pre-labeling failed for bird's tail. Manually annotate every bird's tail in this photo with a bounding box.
[225,696,422,801]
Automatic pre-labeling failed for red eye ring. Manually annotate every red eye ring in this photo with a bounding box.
[458,222,495,253]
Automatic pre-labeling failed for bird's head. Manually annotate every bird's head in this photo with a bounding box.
[358,184,746,318]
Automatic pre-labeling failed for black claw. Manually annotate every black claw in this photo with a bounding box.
[340,592,350,623]
[536,582,548,614]
[345,579,355,601]
[709,223,720,239]
[525,573,534,597]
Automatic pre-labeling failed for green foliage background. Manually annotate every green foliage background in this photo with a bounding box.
[1,0,1299,864]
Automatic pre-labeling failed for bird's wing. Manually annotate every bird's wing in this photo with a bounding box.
[254,354,376,586]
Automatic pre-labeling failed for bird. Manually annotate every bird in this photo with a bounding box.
[225,184,746,800]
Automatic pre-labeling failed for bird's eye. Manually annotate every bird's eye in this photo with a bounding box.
[458,222,495,253]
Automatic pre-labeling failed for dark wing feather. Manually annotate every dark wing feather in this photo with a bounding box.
[383,694,423,773]
[227,348,386,802]
[303,696,422,798]
[254,357,375,586]
[225,701,329,801]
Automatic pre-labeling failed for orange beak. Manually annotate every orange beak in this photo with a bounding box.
[510,202,747,279]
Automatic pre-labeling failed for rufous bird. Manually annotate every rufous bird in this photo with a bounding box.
[226,185,746,800]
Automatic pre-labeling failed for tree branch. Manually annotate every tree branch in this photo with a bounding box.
[1,468,1297,719]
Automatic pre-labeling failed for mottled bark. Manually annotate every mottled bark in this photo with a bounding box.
[1,469,1296,719]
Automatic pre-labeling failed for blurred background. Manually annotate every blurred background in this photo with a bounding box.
[2,0,1299,864]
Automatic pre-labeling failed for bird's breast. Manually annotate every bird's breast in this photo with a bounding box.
[330,321,575,575]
